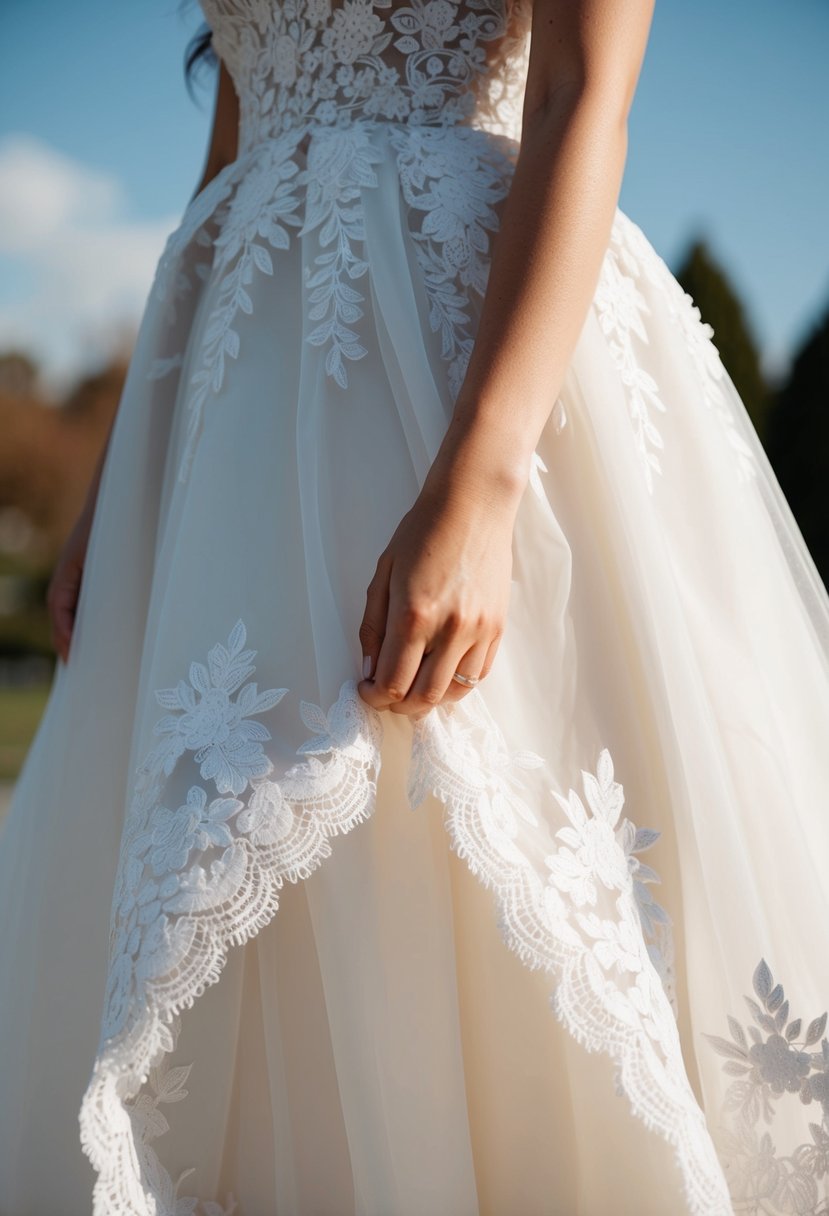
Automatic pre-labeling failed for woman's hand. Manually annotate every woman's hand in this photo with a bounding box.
[46,506,93,664]
[357,448,524,719]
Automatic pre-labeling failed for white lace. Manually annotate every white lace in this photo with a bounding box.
[83,2,787,1208]
[595,212,759,493]
[146,0,531,481]
[704,960,829,1215]
[146,0,755,495]
[78,619,734,1214]
[200,0,532,152]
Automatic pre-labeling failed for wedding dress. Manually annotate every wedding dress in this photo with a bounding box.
[1,0,828,1212]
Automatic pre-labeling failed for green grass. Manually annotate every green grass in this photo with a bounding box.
[0,684,51,782]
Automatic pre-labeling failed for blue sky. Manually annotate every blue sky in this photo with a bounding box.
[1,0,827,390]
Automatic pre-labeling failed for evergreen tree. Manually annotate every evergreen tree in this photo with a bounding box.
[764,299,829,589]
[674,238,770,439]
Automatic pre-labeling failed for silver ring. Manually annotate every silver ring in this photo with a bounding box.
[451,670,481,687]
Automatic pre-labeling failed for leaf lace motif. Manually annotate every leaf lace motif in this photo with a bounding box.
[409,697,731,1215]
[145,120,520,483]
[79,620,383,1216]
[599,212,759,492]
[388,123,516,396]
[79,618,732,1214]
[199,0,532,151]
[705,960,829,1215]
[298,125,386,386]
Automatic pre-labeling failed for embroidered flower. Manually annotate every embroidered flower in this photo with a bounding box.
[324,0,384,64]
[705,960,829,1213]
[305,0,331,25]
[750,1034,811,1094]
[235,779,295,846]
[146,620,288,795]
[545,751,632,905]
[423,0,456,33]
[576,912,643,975]
[147,786,243,876]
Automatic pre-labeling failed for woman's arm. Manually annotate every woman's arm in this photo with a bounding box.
[357,0,655,716]
[426,0,655,503]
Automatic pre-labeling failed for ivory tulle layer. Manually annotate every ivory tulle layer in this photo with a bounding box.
[1,117,829,1216]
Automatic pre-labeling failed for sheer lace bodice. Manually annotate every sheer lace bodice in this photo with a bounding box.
[199,0,533,151]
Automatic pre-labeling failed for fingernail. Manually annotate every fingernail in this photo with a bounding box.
[362,654,372,679]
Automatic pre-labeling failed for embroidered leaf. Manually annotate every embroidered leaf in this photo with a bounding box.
[513,749,544,770]
[189,662,211,695]
[300,700,329,736]
[224,329,240,359]
[727,1016,747,1049]
[632,827,660,852]
[753,958,774,1000]
[767,983,785,1012]
[745,996,765,1022]
[154,1063,193,1103]
[805,1013,828,1046]
[704,1033,749,1063]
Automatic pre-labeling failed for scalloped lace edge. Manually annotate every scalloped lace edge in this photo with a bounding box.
[77,626,733,1215]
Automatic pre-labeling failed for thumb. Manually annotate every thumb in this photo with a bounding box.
[358,556,391,681]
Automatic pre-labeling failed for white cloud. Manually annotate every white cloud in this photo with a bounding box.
[0,135,179,390]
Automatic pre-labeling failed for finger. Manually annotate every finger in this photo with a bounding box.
[359,596,431,712]
[431,634,493,705]
[394,616,471,714]
[357,556,390,683]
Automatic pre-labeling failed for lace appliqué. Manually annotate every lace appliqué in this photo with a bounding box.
[141,0,533,479]
[388,123,516,395]
[79,619,730,1214]
[706,960,829,1215]
[144,118,519,482]
[604,211,759,491]
[79,621,383,1215]
[299,125,386,386]
[199,0,531,152]
[594,224,669,493]
[409,699,731,1214]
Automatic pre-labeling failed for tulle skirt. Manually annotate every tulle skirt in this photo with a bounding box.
[1,119,828,1216]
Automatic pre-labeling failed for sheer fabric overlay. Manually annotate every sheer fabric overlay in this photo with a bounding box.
[0,0,828,1213]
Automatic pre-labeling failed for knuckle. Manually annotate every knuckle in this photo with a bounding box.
[443,609,465,636]
[398,601,432,635]
[380,683,405,702]
[421,686,443,706]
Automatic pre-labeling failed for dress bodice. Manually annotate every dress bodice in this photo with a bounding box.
[198,0,533,153]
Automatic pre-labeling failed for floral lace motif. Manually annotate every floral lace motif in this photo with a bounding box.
[198,0,531,153]
[388,123,516,395]
[409,701,729,1212]
[79,621,383,1215]
[144,0,531,481]
[706,960,829,1215]
[148,119,520,482]
[599,212,759,492]
[79,620,732,1214]
[593,221,669,493]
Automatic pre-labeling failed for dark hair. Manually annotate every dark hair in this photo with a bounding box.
[184,25,218,97]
